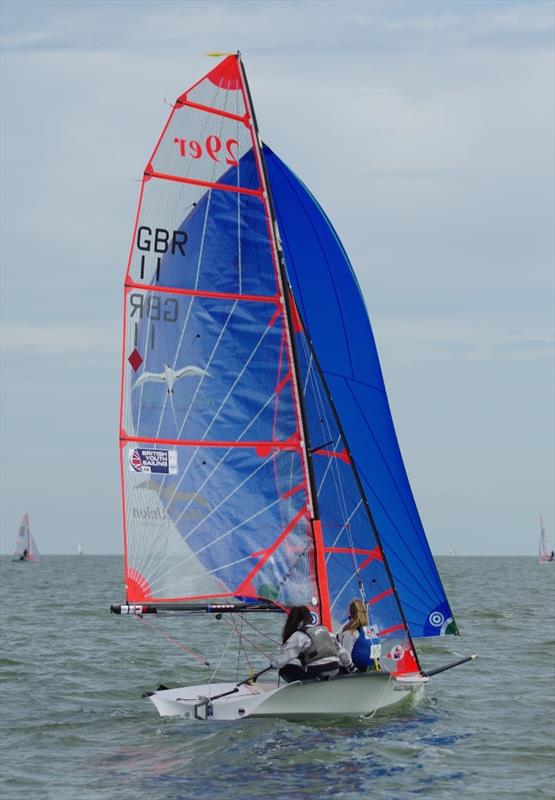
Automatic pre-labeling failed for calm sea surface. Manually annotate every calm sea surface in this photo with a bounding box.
[0,556,553,799]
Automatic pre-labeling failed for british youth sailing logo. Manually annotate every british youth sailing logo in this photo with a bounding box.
[129,448,178,475]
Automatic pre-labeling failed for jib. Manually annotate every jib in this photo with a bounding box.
[136,226,187,255]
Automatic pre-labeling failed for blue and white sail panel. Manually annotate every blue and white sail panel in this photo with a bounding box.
[265,146,458,638]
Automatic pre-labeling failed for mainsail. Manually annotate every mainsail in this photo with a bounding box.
[118,54,456,670]
[13,513,40,561]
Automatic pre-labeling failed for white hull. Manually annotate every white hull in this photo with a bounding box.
[149,671,428,721]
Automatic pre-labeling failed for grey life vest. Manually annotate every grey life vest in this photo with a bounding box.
[299,625,339,667]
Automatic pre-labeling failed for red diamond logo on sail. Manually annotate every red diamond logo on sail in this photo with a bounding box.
[128,349,143,371]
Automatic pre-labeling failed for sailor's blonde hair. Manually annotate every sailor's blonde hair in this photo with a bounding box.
[343,598,368,632]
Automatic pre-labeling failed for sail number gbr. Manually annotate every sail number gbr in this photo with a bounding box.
[173,135,239,167]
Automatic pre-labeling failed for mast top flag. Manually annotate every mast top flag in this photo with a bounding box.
[116,54,457,671]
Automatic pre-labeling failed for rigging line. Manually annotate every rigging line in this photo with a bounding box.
[302,352,314,394]
[240,614,281,646]
[325,499,363,554]
[302,334,363,592]
[155,188,213,445]
[329,571,362,614]
[209,619,237,684]
[221,615,273,660]
[135,614,210,666]
[237,145,242,295]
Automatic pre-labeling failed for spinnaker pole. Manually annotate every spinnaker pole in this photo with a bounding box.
[237,53,332,629]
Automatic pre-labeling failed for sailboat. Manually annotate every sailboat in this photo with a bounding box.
[111,53,475,720]
[77,541,84,556]
[538,515,554,564]
[12,513,40,562]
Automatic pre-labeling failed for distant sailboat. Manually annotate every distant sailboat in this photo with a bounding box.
[538,515,554,564]
[448,543,456,557]
[12,514,40,562]
[77,541,84,556]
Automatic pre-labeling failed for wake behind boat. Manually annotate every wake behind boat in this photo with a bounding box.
[111,53,476,721]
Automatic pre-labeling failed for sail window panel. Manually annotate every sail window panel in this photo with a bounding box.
[150,104,259,190]
[128,179,277,298]
[122,443,311,604]
[123,290,298,444]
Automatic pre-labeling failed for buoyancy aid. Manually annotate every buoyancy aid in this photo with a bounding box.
[298,625,339,667]
[351,625,382,670]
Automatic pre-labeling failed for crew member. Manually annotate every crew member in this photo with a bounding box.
[270,605,354,682]
[337,598,382,671]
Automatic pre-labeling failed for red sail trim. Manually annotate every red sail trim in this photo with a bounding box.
[380,623,406,637]
[145,167,263,197]
[124,178,147,282]
[124,280,279,305]
[313,448,350,463]
[126,568,153,602]
[324,546,380,556]
[275,371,292,395]
[205,54,242,90]
[368,588,394,606]
[175,97,250,125]
[120,434,302,450]
[282,482,306,500]
[235,506,309,596]
[119,440,132,601]
[136,592,244,604]
[312,520,332,629]
[289,291,304,333]
[323,545,381,572]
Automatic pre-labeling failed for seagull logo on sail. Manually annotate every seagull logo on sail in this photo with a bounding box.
[132,363,209,393]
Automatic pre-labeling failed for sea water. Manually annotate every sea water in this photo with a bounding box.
[0,556,553,799]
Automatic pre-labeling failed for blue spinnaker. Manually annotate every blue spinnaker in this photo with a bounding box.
[265,145,458,638]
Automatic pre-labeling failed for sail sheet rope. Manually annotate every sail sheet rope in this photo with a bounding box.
[135,615,210,667]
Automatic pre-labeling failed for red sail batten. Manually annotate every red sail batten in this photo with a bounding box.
[175,96,250,125]
[146,168,263,197]
[120,434,302,451]
[235,507,308,596]
[124,280,279,306]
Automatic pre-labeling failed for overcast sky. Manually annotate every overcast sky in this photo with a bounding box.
[1,0,553,555]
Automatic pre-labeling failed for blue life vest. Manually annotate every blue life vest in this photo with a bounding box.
[351,626,381,670]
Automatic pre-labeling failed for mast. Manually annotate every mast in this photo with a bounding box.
[237,53,332,628]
